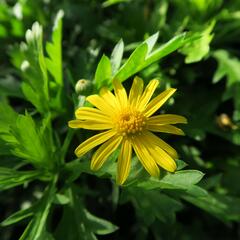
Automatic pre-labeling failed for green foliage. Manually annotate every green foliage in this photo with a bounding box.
[1,1,240,240]
[181,21,215,63]
[54,187,118,240]
[0,168,41,191]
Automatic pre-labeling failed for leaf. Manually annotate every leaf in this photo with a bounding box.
[9,113,55,169]
[112,32,187,82]
[213,49,240,85]
[176,159,188,170]
[54,193,70,205]
[0,101,17,133]
[45,10,64,86]
[102,0,131,8]
[0,76,23,98]
[113,43,148,82]
[142,33,187,67]
[212,50,240,120]
[85,209,118,235]
[54,187,118,240]
[183,193,240,222]
[19,179,56,240]
[1,205,34,226]
[127,189,183,225]
[95,54,112,89]
[181,21,215,63]
[134,170,204,190]
[18,22,49,113]
[0,167,41,191]
[110,39,124,75]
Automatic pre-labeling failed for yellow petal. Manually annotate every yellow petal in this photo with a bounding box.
[144,130,178,159]
[68,119,112,130]
[144,88,176,117]
[129,76,144,107]
[147,124,185,135]
[74,130,116,158]
[99,87,120,110]
[113,79,128,109]
[140,133,176,172]
[75,107,111,122]
[117,138,132,185]
[138,79,159,111]
[148,114,187,125]
[147,143,177,172]
[91,135,123,170]
[132,136,160,177]
[86,95,115,116]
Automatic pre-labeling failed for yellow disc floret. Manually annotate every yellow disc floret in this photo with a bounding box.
[115,110,146,137]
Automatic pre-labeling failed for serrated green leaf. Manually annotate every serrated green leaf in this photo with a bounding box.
[0,167,41,191]
[0,101,17,133]
[181,21,215,63]
[9,113,55,169]
[213,49,240,85]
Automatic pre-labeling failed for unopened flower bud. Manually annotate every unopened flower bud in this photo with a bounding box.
[75,79,92,95]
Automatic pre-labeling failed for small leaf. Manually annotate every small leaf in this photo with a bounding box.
[110,39,124,75]
[213,50,240,85]
[102,0,131,8]
[181,21,215,63]
[85,209,118,235]
[1,205,34,226]
[95,54,112,89]
[54,193,70,205]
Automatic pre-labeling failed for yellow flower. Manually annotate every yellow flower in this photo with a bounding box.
[68,77,187,185]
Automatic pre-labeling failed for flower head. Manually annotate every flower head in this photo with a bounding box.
[69,77,187,185]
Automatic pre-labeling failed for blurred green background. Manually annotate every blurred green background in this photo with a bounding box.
[1,0,240,239]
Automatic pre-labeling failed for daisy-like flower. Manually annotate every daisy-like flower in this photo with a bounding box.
[68,77,187,185]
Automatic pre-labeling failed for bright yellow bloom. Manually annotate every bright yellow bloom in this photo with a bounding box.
[69,77,187,185]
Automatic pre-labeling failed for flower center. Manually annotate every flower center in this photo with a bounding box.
[116,110,146,136]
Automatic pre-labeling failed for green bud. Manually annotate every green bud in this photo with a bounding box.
[75,79,92,95]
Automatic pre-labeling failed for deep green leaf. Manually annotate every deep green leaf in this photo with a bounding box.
[135,170,204,190]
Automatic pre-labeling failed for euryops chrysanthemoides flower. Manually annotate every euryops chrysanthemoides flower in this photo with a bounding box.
[69,77,187,184]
